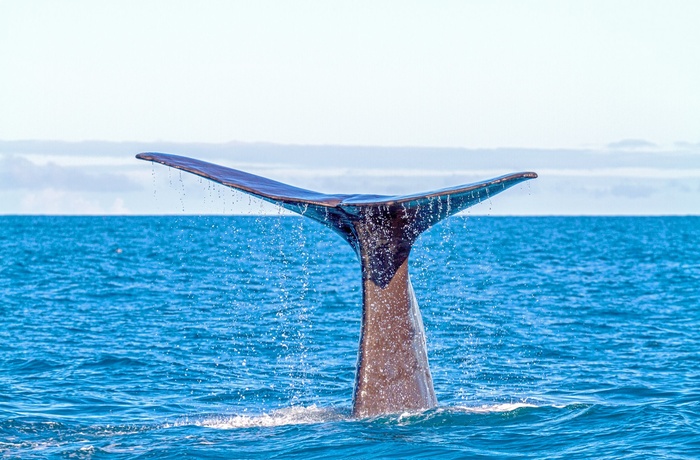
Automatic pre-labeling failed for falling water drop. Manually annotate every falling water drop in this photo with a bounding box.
[151,163,157,199]
[179,170,186,213]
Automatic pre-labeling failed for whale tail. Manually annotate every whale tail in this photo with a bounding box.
[136,152,537,416]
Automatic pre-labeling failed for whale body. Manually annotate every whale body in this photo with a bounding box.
[137,152,537,417]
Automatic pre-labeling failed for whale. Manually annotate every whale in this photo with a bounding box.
[137,152,537,417]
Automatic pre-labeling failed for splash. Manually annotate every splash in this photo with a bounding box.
[173,401,572,430]
[184,405,346,429]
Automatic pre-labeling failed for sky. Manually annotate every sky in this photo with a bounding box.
[1,0,698,215]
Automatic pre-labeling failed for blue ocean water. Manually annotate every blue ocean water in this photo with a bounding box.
[1,215,699,458]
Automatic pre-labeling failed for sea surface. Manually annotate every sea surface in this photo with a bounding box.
[1,215,699,459]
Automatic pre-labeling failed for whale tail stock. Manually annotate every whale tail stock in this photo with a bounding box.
[136,152,537,417]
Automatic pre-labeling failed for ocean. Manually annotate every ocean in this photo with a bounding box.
[1,215,698,458]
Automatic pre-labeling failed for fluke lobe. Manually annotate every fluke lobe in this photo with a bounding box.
[137,152,537,417]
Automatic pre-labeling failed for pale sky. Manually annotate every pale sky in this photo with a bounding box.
[1,1,699,215]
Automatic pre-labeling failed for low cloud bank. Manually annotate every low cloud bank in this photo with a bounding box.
[1,140,698,215]
[0,155,141,192]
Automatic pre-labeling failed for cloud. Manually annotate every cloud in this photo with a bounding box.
[0,155,142,192]
[609,184,656,199]
[674,141,700,151]
[109,197,130,214]
[607,139,658,150]
[20,189,105,214]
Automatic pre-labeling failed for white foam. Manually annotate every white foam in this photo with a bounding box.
[454,402,540,413]
[183,405,345,429]
[391,402,545,423]
[173,401,569,429]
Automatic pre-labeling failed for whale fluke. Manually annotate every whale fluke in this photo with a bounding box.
[137,152,537,417]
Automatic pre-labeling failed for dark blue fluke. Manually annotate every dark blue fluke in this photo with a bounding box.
[136,152,537,417]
